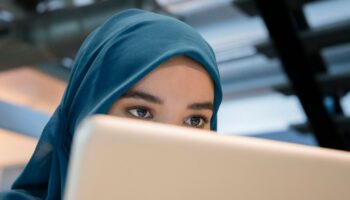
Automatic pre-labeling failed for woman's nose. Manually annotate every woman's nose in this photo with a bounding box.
[156,115,183,127]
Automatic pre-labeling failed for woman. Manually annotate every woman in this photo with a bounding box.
[0,8,222,199]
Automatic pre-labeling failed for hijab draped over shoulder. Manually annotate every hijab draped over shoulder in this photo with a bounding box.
[0,9,222,200]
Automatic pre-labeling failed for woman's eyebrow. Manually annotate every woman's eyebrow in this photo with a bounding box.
[187,102,213,111]
[120,90,163,104]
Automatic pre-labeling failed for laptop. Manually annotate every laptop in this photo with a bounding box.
[64,115,350,200]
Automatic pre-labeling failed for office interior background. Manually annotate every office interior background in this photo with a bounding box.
[1,0,350,191]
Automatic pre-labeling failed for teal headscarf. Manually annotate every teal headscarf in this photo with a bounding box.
[0,9,222,199]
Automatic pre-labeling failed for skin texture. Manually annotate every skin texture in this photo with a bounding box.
[108,56,214,130]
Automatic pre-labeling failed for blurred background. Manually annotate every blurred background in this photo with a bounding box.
[1,0,350,190]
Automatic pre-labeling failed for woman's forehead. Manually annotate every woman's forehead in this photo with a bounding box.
[126,56,214,102]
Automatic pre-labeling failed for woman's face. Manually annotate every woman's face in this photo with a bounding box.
[108,56,214,130]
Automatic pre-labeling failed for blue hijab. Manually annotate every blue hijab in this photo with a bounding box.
[1,9,222,199]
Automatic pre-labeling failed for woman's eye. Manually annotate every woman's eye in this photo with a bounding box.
[128,107,153,119]
[184,116,207,128]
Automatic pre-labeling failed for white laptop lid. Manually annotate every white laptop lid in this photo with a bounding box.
[64,115,350,200]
